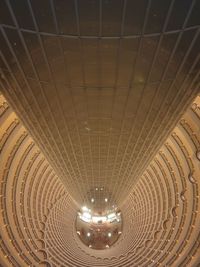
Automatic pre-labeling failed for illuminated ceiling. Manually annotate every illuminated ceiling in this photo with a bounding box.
[0,0,200,266]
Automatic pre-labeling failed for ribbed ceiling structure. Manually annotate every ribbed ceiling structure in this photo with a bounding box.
[1,93,200,266]
[0,0,200,266]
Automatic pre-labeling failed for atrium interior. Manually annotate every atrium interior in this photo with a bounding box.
[0,0,200,266]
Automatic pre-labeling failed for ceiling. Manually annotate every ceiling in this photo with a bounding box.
[1,0,199,207]
[0,92,199,266]
[0,0,200,266]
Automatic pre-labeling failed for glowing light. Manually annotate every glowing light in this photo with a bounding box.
[92,216,107,223]
[91,198,94,203]
[80,217,91,223]
[107,213,116,219]
[80,210,92,222]
[105,198,108,202]
[82,206,89,211]
[82,212,92,219]
[76,208,122,249]
[79,209,122,224]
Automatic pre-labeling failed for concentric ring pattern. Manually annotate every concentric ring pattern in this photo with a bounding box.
[0,94,200,266]
[1,0,200,207]
[0,0,200,266]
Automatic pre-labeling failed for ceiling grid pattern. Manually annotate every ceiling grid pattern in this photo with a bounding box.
[1,0,200,207]
[0,0,200,266]
[0,94,199,266]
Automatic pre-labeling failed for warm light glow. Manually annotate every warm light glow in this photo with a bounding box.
[92,216,107,223]
[79,209,121,224]
[82,212,92,219]
[82,206,89,211]
[107,213,116,219]
[79,211,92,223]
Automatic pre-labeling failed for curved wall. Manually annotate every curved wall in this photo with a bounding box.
[1,0,200,207]
[0,94,199,266]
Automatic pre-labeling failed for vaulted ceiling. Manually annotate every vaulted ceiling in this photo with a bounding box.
[0,0,200,266]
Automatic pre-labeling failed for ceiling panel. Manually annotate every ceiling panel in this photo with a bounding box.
[0,0,199,207]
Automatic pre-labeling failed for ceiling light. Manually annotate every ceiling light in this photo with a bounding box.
[92,216,107,223]
[91,198,94,203]
[107,212,116,219]
[76,208,122,249]
[82,212,91,219]
[105,198,108,202]
[82,206,89,211]
[80,211,92,223]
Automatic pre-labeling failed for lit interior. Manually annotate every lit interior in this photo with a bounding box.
[76,206,122,250]
[79,207,121,224]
